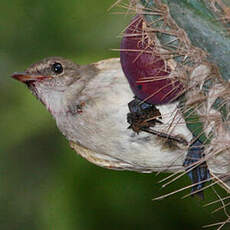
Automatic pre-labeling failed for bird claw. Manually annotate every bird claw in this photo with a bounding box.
[127,97,162,133]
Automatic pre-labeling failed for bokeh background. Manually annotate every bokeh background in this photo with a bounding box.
[0,0,229,229]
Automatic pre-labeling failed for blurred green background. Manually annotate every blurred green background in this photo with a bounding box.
[0,0,229,229]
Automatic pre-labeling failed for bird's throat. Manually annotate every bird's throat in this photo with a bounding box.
[30,83,68,116]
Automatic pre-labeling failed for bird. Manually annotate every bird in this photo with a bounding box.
[12,57,192,174]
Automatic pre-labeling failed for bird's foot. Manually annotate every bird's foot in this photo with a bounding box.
[127,97,162,133]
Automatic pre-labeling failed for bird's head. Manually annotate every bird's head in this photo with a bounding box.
[12,57,82,114]
[12,57,81,92]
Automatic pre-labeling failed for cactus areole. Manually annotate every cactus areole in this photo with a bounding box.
[120,15,184,105]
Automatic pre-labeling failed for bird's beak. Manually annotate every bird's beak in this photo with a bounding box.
[11,73,51,83]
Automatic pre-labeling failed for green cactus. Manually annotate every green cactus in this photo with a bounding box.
[128,0,230,225]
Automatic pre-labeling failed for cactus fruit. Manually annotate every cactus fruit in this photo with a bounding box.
[120,15,184,105]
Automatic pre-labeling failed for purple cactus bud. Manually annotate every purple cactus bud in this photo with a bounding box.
[120,15,184,105]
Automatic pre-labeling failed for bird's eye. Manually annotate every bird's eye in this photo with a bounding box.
[51,62,63,74]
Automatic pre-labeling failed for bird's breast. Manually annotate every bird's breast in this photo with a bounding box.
[55,58,192,172]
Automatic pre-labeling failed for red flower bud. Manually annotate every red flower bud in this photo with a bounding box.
[120,15,184,105]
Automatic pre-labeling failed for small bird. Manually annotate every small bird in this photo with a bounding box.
[12,57,192,173]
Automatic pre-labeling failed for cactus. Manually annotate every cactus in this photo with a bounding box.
[119,0,230,228]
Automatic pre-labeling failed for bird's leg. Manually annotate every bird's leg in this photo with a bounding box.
[127,97,188,145]
[127,97,162,133]
[183,139,210,199]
